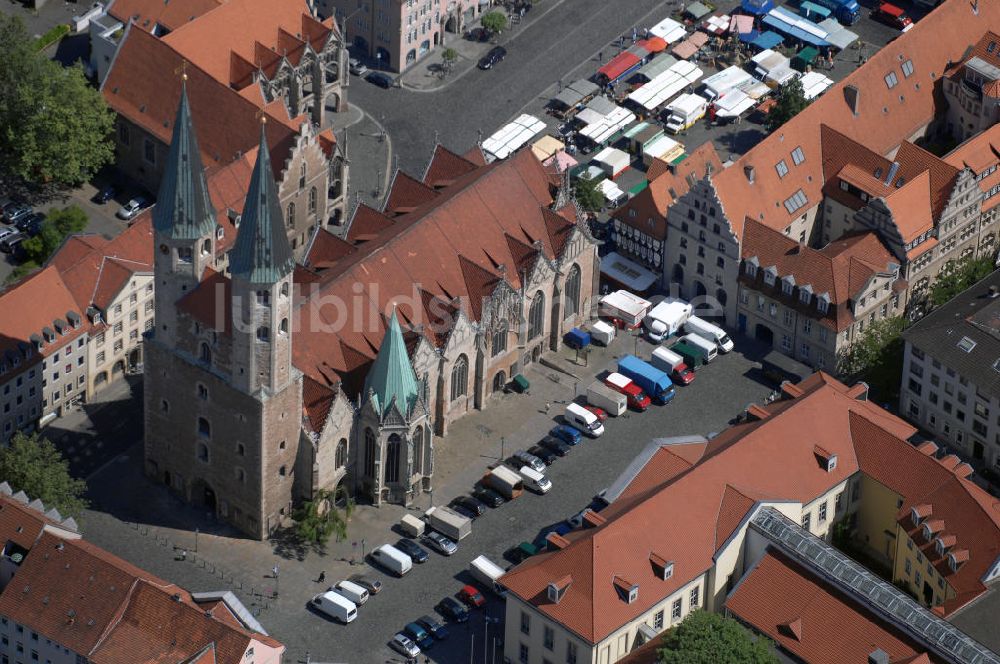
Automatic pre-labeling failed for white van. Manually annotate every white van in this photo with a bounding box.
[370,544,413,576]
[683,315,734,353]
[680,333,718,363]
[518,466,552,494]
[332,579,369,606]
[564,402,604,437]
[312,591,358,623]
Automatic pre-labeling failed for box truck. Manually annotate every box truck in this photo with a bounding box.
[599,290,652,330]
[618,355,676,405]
[683,315,734,353]
[470,555,508,596]
[643,298,692,342]
[590,320,616,346]
[663,93,707,134]
[483,466,524,499]
[650,347,695,385]
[671,339,707,368]
[680,333,718,362]
[400,513,426,537]
[425,505,472,541]
[587,381,627,416]
[604,372,651,411]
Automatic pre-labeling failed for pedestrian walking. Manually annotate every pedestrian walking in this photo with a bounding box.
[598,49,603,62]
[545,401,551,414]
[318,570,326,584]
[180,549,187,562]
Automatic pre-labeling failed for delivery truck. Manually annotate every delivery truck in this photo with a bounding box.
[643,298,692,343]
[400,513,425,537]
[650,347,695,385]
[671,339,707,369]
[680,333,718,363]
[590,320,616,346]
[470,555,508,596]
[663,93,707,134]
[425,505,472,541]
[618,355,676,405]
[604,372,651,411]
[599,290,652,330]
[587,381,627,416]
[683,315,734,353]
[483,465,524,500]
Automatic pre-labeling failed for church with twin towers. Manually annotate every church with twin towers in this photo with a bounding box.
[144,83,599,539]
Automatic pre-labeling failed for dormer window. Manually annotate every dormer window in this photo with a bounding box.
[613,576,639,604]
[745,258,758,277]
[764,268,776,286]
[628,586,638,603]
[799,286,812,304]
[817,295,829,314]
[650,553,674,580]
[922,523,932,541]
[547,575,572,604]
[781,276,795,296]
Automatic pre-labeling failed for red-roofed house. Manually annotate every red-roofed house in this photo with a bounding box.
[663,0,1000,335]
[500,372,1000,664]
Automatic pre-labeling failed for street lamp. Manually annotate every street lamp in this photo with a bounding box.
[500,436,506,461]
[272,565,279,597]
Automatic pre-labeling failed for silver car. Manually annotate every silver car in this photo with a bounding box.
[513,450,545,473]
[390,633,421,658]
[116,196,149,220]
[423,531,458,556]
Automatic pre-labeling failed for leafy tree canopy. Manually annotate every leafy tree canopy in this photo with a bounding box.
[930,256,996,307]
[0,15,115,197]
[573,174,604,212]
[19,205,88,266]
[480,10,507,34]
[0,431,88,517]
[766,77,809,132]
[659,611,778,664]
[292,487,355,551]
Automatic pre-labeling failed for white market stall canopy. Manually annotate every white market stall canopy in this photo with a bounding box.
[799,71,834,100]
[648,17,687,44]
[579,106,636,144]
[592,147,632,178]
[597,180,628,206]
[714,89,756,118]
[600,252,659,291]
[482,114,546,161]
[627,60,704,111]
[817,17,858,50]
[642,134,684,162]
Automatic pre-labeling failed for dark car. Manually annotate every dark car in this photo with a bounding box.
[453,495,486,516]
[4,204,32,226]
[396,538,429,563]
[403,622,435,651]
[437,596,470,623]
[472,486,504,508]
[0,233,25,254]
[478,46,507,70]
[15,212,44,232]
[467,27,490,42]
[550,424,582,445]
[92,184,117,204]
[366,71,394,88]
[449,503,477,520]
[417,614,449,640]
[528,445,557,465]
[23,216,44,237]
[539,435,571,457]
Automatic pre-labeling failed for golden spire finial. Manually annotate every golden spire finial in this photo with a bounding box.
[174,59,189,81]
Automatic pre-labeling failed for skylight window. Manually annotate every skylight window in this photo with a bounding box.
[957,336,977,353]
[885,71,898,89]
[901,59,914,78]
[791,147,805,165]
[783,189,808,214]
[989,41,997,53]
[775,160,789,178]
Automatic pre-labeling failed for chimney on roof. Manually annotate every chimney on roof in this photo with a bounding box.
[744,165,755,184]
[884,162,900,186]
[954,462,974,478]
[546,532,570,550]
[844,85,861,115]
[745,403,771,422]
[868,650,890,664]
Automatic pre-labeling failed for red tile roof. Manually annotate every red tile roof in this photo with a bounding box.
[944,123,1000,212]
[422,144,480,188]
[711,0,999,238]
[726,550,936,664]
[502,373,912,644]
[108,0,221,32]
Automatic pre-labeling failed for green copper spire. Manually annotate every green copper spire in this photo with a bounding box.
[364,309,420,417]
[153,82,217,240]
[230,125,295,283]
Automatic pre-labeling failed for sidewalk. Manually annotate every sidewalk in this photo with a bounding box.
[324,102,393,229]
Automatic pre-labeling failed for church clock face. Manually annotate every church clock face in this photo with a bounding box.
[160,244,169,254]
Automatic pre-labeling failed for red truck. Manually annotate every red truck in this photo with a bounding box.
[604,372,651,411]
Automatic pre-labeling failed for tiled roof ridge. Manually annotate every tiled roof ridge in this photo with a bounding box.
[420,143,479,185]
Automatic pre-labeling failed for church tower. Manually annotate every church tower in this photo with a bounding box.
[151,81,218,341]
[229,125,296,395]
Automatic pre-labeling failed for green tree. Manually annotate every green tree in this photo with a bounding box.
[837,315,906,402]
[0,15,115,196]
[766,78,809,132]
[658,611,778,664]
[441,47,458,76]
[930,256,995,307]
[573,174,604,212]
[0,431,88,517]
[480,10,507,35]
[292,487,355,547]
[19,205,88,265]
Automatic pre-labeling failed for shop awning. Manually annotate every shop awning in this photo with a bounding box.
[638,36,667,52]
[817,17,858,50]
[762,6,830,47]
[542,149,579,173]
[730,14,755,34]
[637,53,679,81]
[587,95,619,116]
[750,30,784,49]
[684,2,712,19]
[648,16,687,44]
[531,135,564,162]
[702,14,731,35]
[598,51,642,83]
[600,252,658,291]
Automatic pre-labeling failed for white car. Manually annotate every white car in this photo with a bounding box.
[390,633,421,658]
[116,197,149,220]
[349,58,368,76]
[423,531,458,556]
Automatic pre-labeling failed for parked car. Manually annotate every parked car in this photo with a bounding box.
[0,232,26,253]
[437,596,470,622]
[457,584,486,608]
[449,503,477,520]
[349,58,368,76]
[395,538,429,563]
[389,634,421,659]
[528,445,557,465]
[417,614,449,640]
[508,541,539,563]
[0,226,18,241]
[403,622,435,651]
[349,575,382,595]
[4,204,32,226]
[92,184,117,204]
[550,424,583,445]
[116,196,149,220]
[467,27,490,41]
[478,46,507,70]
[584,405,608,422]
[511,449,545,473]
[424,531,458,556]
[366,71,394,88]
[870,2,913,31]
[472,486,504,507]
[22,216,44,237]
[452,495,486,516]
[15,212,44,232]
[539,435,571,456]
